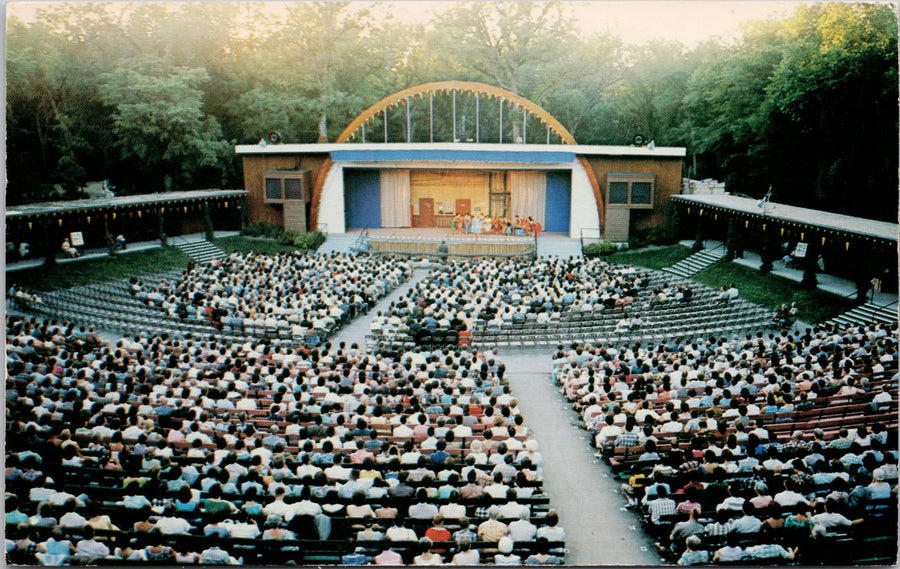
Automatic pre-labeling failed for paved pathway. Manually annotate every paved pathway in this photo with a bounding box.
[679,240,897,306]
[502,350,666,566]
[332,265,430,348]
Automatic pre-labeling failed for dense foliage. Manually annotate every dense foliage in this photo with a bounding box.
[7,2,897,221]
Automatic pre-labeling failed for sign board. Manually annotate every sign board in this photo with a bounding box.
[70,232,84,247]
[793,242,808,258]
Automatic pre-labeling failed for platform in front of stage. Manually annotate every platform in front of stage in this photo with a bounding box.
[336,228,582,259]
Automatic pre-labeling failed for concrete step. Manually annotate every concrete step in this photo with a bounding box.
[663,247,725,278]
[824,301,898,330]
[174,240,226,263]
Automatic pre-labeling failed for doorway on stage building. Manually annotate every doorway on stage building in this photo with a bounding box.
[455,199,471,217]
[416,198,436,228]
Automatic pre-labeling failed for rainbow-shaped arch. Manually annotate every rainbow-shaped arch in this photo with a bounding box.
[336,80,575,144]
[311,81,603,233]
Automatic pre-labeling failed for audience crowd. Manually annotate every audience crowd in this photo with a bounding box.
[129,251,411,343]
[552,320,898,564]
[371,257,652,342]
[5,312,564,565]
[6,247,897,566]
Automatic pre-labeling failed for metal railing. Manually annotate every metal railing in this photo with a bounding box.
[579,227,603,254]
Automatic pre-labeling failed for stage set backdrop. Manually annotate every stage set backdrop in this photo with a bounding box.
[236,81,685,241]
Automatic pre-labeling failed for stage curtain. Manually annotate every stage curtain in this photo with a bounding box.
[380,169,411,227]
[509,171,546,226]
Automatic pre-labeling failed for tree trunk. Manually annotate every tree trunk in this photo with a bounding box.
[691,216,704,252]
[800,237,819,290]
[317,112,328,143]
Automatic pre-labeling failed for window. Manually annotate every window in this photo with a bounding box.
[631,182,652,204]
[609,182,629,204]
[607,174,655,208]
[265,179,282,201]
[263,170,312,203]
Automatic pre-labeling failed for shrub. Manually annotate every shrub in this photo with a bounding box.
[293,231,326,251]
[241,221,286,240]
[239,224,324,251]
[647,226,677,245]
[240,221,268,237]
[583,240,619,258]
[628,226,677,250]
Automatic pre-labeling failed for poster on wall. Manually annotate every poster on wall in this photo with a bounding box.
[70,232,84,247]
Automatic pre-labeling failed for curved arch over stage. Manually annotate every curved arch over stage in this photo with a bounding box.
[335,80,576,144]
[309,81,604,234]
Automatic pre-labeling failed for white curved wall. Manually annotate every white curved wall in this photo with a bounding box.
[569,161,601,238]
[317,163,346,234]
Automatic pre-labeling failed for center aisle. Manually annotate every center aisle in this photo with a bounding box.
[332,265,430,348]
[331,270,667,565]
[502,349,667,566]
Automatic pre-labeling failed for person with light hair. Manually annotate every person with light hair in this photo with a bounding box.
[495,536,520,565]
[477,506,509,542]
[678,535,709,566]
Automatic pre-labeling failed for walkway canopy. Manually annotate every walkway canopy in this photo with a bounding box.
[672,193,898,293]
[6,189,246,260]
[672,194,897,245]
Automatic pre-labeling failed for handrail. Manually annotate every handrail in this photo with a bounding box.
[316,222,328,234]
[580,227,602,255]
[870,297,899,310]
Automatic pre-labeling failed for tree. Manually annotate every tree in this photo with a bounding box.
[534,32,624,142]
[99,58,231,193]
[272,2,382,142]
[432,1,578,141]
[765,3,898,220]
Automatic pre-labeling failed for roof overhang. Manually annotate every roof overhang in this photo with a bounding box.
[6,189,248,219]
[235,142,686,159]
[672,194,898,243]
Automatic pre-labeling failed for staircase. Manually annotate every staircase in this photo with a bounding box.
[662,247,725,278]
[823,301,898,329]
[174,239,227,264]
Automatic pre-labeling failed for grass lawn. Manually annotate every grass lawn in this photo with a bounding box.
[606,244,692,270]
[215,235,299,256]
[693,261,857,324]
[6,246,190,292]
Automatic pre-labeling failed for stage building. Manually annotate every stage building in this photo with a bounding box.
[235,82,685,242]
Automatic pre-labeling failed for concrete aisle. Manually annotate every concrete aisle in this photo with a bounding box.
[332,266,430,348]
[502,349,667,566]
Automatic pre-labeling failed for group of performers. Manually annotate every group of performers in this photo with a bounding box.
[450,213,542,236]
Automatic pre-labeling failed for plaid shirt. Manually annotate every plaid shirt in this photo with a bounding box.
[474,507,490,519]
[453,528,477,544]
[704,521,731,537]
[745,544,791,559]
[648,497,676,524]
[614,432,640,449]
